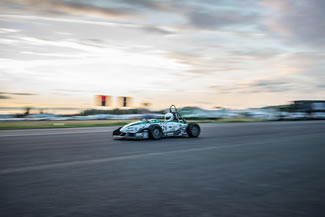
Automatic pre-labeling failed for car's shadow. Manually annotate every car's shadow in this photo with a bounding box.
[114,136,201,142]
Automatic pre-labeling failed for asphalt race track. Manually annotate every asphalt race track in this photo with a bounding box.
[1,121,325,217]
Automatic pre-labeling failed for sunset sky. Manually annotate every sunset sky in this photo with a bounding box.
[0,0,324,109]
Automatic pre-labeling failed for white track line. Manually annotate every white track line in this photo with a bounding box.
[0,129,114,137]
[0,143,251,174]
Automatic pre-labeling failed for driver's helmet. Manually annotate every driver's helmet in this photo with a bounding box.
[164,113,174,121]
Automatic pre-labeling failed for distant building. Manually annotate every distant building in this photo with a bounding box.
[294,100,325,113]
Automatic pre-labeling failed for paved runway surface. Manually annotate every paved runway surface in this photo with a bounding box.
[1,121,325,217]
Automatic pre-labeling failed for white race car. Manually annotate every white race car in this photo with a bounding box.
[113,105,200,140]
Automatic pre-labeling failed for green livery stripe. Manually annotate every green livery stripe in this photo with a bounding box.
[126,120,185,127]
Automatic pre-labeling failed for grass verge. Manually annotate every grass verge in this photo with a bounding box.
[0,118,266,130]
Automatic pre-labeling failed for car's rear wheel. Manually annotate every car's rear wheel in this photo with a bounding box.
[187,123,200,137]
[148,125,163,140]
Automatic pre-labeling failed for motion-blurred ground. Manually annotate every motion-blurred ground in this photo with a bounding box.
[1,121,325,217]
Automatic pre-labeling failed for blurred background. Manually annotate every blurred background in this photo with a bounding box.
[0,0,324,121]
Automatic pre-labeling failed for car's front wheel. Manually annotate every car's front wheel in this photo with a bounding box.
[148,125,163,140]
[186,123,200,137]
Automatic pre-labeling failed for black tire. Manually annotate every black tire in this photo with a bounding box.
[186,123,200,137]
[113,127,122,136]
[148,125,163,140]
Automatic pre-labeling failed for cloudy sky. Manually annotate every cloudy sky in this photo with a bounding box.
[0,0,324,109]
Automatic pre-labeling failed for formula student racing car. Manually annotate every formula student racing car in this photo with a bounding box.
[113,105,200,140]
